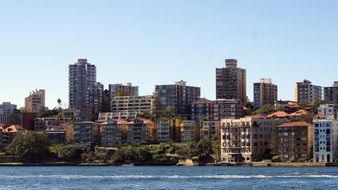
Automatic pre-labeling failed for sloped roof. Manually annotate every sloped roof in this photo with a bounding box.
[192,98,214,104]
[277,121,310,127]
[289,109,308,117]
[266,111,289,118]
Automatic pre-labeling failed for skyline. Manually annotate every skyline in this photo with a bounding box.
[1,1,338,108]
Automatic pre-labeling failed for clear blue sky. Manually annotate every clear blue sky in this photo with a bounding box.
[1,0,338,108]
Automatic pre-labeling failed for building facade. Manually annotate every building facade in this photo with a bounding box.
[324,81,338,104]
[276,121,313,162]
[73,121,100,144]
[180,120,198,143]
[0,102,17,125]
[253,78,278,109]
[69,59,97,121]
[201,121,221,140]
[111,95,154,119]
[221,116,284,163]
[155,80,200,118]
[216,59,246,104]
[313,119,338,163]
[109,83,139,97]
[191,98,214,121]
[0,102,17,114]
[156,119,172,142]
[25,89,45,113]
[213,99,243,120]
[100,120,122,146]
[126,119,149,145]
[295,80,322,103]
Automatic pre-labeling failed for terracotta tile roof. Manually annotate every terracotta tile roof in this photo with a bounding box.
[5,125,24,133]
[289,109,308,117]
[277,121,310,127]
[266,111,289,118]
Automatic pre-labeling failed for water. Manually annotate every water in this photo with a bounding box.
[1,166,338,190]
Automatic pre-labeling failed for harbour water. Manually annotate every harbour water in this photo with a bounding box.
[1,166,338,190]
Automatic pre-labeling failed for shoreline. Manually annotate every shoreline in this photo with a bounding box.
[0,162,333,167]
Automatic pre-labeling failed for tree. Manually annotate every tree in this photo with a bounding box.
[212,139,221,162]
[7,132,50,163]
[252,104,275,115]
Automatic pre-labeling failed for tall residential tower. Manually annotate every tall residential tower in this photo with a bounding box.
[68,59,97,121]
[253,78,278,109]
[216,59,246,104]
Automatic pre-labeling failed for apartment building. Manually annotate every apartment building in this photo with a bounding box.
[73,121,100,144]
[126,119,149,145]
[25,89,45,113]
[313,119,338,163]
[69,59,97,121]
[156,119,172,142]
[111,95,154,119]
[180,120,199,143]
[191,98,214,121]
[0,102,17,125]
[221,116,285,163]
[109,83,139,97]
[295,80,322,103]
[253,78,278,109]
[155,80,200,118]
[201,121,221,140]
[276,121,313,162]
[100,120,122,146]
[324,81,338,104]
[191,98,243,121]
[216,59,246,104]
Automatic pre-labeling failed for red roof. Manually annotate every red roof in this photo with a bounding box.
[266,111,289,118]
[277,121,310,128]
[289,109,308,117]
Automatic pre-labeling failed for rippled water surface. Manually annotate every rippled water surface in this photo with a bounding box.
[1,166,338,189]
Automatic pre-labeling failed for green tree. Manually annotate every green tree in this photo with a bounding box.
[7,132,50,163]
[252,104,276,115]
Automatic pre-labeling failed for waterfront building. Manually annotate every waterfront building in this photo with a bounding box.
[201,121,221,140]
[25,89,45,113]
[253,78,278,109]
[313,119,338,163]
[221,116,285,163]
[276,121,313,162]
[73,121,100,144]
[0,125,25,150]
[180,120,199,143]
[155,80,200,118]
[156,119,172,142]
[100,120,122,146]
[216,59,246,104]
[295,80,322,103]
[45,125,67,144]
[126,119,149,145]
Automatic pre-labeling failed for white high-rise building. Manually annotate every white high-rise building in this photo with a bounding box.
[313,104,338,163]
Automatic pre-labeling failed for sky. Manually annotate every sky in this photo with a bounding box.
[1,0,338,108]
